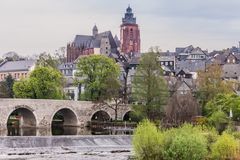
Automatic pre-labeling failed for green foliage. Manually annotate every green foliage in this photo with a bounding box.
[196,64,234,112]
[231,132,240,140]
[0,74,14,98]
[211,133,239,159]
[163,124,208,160]
[133,122,208,160]
[133,120,164,160]
[13,67,64,99]
[75,55,120,101]
[13,79,35,98]
[36,52,63,69]
[202,127,219,152]
[132,52,169,120]
[208,111,229,133]
[206,93,240,121]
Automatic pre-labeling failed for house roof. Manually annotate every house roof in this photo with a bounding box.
[209,52,240,65]
[222,64,240,78]
[73,31,117,49]
[175,60,206,73]
[0,60,35,72]
[158,56,175,61]
[164,76,195,92]
[58,62,76,70]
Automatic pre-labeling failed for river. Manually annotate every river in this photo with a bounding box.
[6,126,134,136]
[0,135,133,160]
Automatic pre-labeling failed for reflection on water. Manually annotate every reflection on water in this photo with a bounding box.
[8,126,36,136]
[51,126,78,135]
[6,126,134,136]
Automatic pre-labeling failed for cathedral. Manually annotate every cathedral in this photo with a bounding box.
[66,6,141,62]
[120,6,141,56]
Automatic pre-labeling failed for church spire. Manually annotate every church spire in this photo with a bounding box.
[122,5,136,24]
[92,24,98,37]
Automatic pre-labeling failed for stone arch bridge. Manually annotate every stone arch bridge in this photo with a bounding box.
[0,99,131,130]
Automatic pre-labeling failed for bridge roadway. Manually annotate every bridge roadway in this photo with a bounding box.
[0,99,131,134]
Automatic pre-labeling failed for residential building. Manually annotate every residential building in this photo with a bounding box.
[0,60,36,81]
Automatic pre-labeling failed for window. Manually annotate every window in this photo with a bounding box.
[130,28,133,39]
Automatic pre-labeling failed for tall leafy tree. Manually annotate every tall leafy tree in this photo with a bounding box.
[196,63,234,114]
[13,67,64,99]
[36,52,65,69]
[99,76,123,120]
[0,74,14,98]
[75,55,120,101]
[12,79,35,98]
[206,93,240,121]
[132,52,169,121]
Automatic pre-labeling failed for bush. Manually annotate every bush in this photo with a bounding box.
[163,124,208,160]
[202,127,219,152]
[133,120,164,160]
[208,111,229,133]
[133,122,209,160]
[231,132,240,140]
[211,133,239,159]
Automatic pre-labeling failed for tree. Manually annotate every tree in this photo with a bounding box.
[99,76,124,120]
[13,67,64,99]
[165,92,200,126]
[196,63,233,114]
[75,55,120,101]
[206,93,240,121]
[13,79,35,98]
[122,62,130,104]
[0,74,14,98]
[132,52,169,121]
[36,52,60,69]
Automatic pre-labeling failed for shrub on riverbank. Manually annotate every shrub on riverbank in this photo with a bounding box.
[211,133,239,159]
[133,120,164,160]
[133,120,240,160]
[133,122,208,160]
[163,125,208,160]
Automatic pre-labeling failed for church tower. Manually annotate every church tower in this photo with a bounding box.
[92,24,98,37]
[120,6,141,56]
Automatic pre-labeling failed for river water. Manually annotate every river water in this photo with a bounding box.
[6,126,134,136]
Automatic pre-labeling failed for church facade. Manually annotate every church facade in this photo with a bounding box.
[66,6,141,63]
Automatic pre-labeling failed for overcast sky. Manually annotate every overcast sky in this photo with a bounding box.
[1,0,240,56]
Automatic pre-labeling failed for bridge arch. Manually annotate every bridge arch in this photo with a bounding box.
[122,110,134,121]
[7,105,37,128]
[91,110,111,122]
[51,107,79,127]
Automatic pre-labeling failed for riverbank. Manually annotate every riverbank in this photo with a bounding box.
[0,135,133,160]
